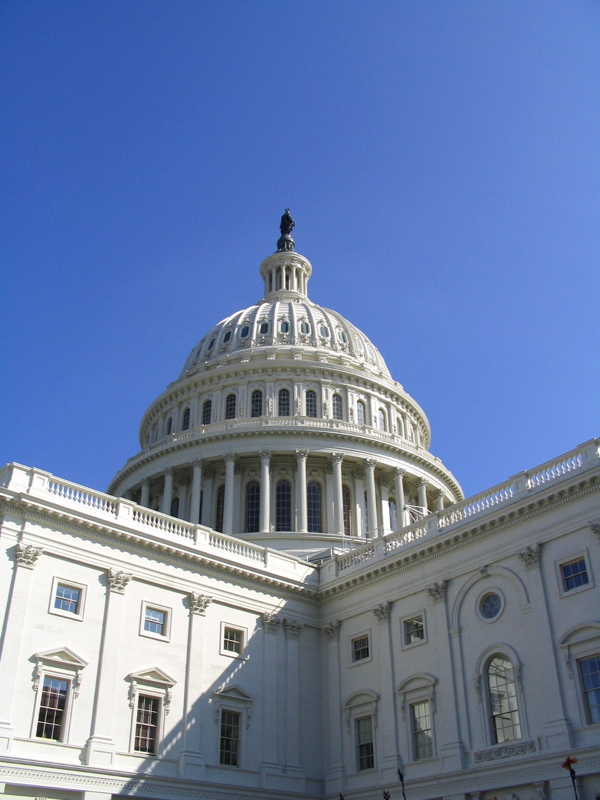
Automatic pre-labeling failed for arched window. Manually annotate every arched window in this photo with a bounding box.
[307,481,322,532]
[166,416,173,436]
[225,394,236,420]
[487,655,521,743]
[378,409,386,431]
[389,498,397,531]
[202,399,212,425]
[182,408,191,431]
[251,390,263,418]
[276,480,292,531]
[215,485,225,533]
[343,485,352,536]
[306,389,317,418]
[245,481,260,533]
[278,388,290,417]
[357,401,366,426]
[332,394,343,420]
[170,496,179,518]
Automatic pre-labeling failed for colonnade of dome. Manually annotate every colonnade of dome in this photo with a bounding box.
[108,221,463,558]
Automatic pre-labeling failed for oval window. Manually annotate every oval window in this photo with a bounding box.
[480,592,502,619]
[259,322,269,334]
[240,325,250,338]
[207,337,216,351]
[223,330,232,343]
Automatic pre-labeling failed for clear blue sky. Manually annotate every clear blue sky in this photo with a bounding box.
[2,1,599,500]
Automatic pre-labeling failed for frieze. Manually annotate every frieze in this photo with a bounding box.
[474,740,536,762]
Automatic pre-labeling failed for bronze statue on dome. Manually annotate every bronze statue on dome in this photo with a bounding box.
[277,208,296,252]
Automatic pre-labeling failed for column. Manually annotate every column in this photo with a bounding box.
[393,467,405,530]
[296,451,308,534]
[223,454,236,535]
[161,468,174,515]
[332,453,344,536]
[200,468,214,526]
[179,592,212,779]
[377,480,387,536]
[284,619,305,785]
[190,461,203,524]
[365,459,378,537]
[434,489,444,512]
[260,451,271,534]
[260,613,282,784]
[178,480,188,519]
[140,479,150,508]
[85,569,133,765]
[0,542,43,752]
[324,621,346,794]
[417,478,428,513]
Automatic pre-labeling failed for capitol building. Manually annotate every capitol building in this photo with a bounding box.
[0,214,598,800]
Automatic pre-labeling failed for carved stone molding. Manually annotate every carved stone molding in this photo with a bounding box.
[393,467,406,478]
[190,592,212,615]
[323,621,340,640]
[259,450,272,462]
[262,612,281,634]
[427,580,447,602]
[284,618,303,638]
[518,544,541,568]
[203,467,215,480]
[332,453,344,464]
[296,450,308,461]
[365,459,377,471]
[590,521,600,541]
[474,740,536,762]
[373,601,391,622]
[107,568,132,594]
[15,542,43,569]
[224,453,236,464]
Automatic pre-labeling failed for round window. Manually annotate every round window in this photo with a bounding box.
[480,592,502,620]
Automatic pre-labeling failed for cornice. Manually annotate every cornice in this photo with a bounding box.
[0,498,318,600]
[318,474,599,600]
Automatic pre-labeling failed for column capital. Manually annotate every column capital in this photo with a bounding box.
[323,621,340,640]
[164,467,174,476]
[365,458,377,471]
[372,601,391,622]
[417,477,428,488]
[224,453,236,464]
[107,568,133,594]
[295,450,309,461]
[518,544,541,569]
[259,450,272,462]
[332,452,344,464]
[393,467,406,477]
[141,478,150,486]
[15,542,43,569]
[262,612,281,634]
[192,459,203,469]
[190,592,212,615]
[284,618,303,638]
[427,580,447,602]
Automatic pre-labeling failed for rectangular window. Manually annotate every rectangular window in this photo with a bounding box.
[561,558,589,592]
[404,616,425,645]
[355,716,374,771]
[223,627,243,655]
[144,607,166,635]
[411,701,433,760]
[579,655,600,724]
[54,583,80,615]
[36,677,69,741]
[352,635,370,663]
[220,710,240,766]
[134,694,160,754]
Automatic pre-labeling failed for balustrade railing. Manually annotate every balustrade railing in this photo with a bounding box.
[48,479,118,515]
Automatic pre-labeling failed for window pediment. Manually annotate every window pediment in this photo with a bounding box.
[33,647,88,670]
[128,667,177,714]
[212,684,254,726]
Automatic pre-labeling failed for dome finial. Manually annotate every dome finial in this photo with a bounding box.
[277,208,296,252]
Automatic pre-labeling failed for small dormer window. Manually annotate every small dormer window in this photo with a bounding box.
[338,330,347,343]
[207,337,216,351]
[240,325,250,338]
[355,337,364,352]
[259,322,269,335]
[320,325,329,338]
[223,330,232,343]
[280,321,289,333]
[300,322,310,334]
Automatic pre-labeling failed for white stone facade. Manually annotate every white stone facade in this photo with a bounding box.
[0,236,599,800]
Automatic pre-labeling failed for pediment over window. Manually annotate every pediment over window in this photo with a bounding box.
[344,689,379,710]
[212,684,254,726]
[397,673,437,721]
[398,672,437,694]
[558,622,600,679]
[33,646,88,669]
[344,689,379,732]
[128,667,177,688]
[559,622,600,648]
